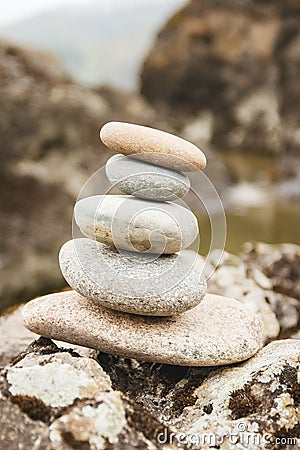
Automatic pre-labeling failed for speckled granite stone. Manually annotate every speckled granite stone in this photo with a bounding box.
[106,154,190,201]
[74,195,199,254]
[59,238,206,316]
[22,291,264,366]
[100,122,207,171]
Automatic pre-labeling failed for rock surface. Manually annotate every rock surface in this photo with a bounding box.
[244,242,300,301]
[208,242,300,341]
[0,396,52,450]
[0,305,37,367]
[74,195,199,254]
[0,333,299,449]
[6,352,111,408]
[208,252,281,341]
[106,154,190,201]
[0,338,163,449]
[59,239,206,316]
[169,339,300,448]
[100,121,207,171]
[22,290,263,366]
[141,0,300,155]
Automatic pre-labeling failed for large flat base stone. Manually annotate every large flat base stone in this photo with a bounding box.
[22,291,264,366]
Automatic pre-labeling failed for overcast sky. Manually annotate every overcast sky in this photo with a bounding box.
[0,0,159,26]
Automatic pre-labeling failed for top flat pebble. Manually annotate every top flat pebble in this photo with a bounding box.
[100,122,206,172]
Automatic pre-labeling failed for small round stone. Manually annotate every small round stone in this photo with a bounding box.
[106,154,190,201]
[100,122,207,172]
[22,290,264,366]
[74,195,199,254]
[59,238,206,316]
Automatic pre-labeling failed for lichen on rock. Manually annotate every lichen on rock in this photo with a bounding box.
[0,334,299,449]
[5,352,111,408]
[208,242,300,341]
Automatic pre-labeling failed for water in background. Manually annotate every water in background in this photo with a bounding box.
[198,152,300,255]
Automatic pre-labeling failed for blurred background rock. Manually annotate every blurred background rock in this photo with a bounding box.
[0,0,299,311]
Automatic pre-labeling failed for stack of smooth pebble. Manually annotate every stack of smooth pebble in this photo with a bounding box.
[22,122,264,366]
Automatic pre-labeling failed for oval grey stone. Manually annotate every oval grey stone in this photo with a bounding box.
[59,238,206,316]
[74,195,199,254]
[22,291,264,366]
[106,154,190,201]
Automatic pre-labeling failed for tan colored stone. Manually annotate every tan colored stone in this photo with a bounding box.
[22,291,264,367]
[100,121,207,171]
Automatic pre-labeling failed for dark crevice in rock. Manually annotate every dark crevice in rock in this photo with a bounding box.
[229,363,300,421]
[61,431,91,450]
[278,364,300,405]
[97,352,213,420]
[123,396,171,448]
[11,337,81,365]
[10,395,52,424]
[159,364,192,382]
[3,390,89,425]
[203,403,213,414]
[265,255,300,300]
[229,382,262,420]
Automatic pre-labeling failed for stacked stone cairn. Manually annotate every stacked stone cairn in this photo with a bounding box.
[22,122,264,366]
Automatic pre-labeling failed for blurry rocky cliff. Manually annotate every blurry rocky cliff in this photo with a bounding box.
[141,0,300,155]
[0,41,162,311]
